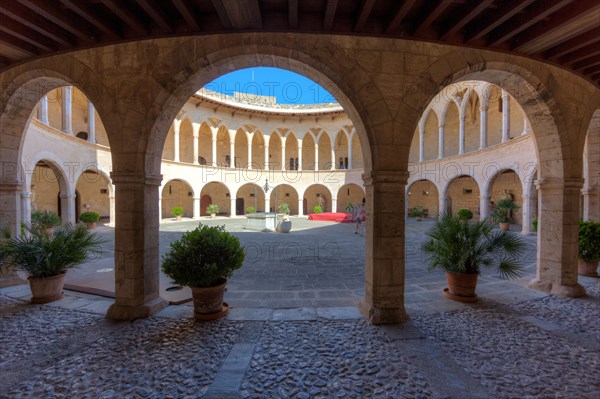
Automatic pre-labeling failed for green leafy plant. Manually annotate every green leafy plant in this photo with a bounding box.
[0,223,105,278]
[31,210,61,229]
[532,217,538,232]
[345,203,353,212]
[278,203,290,214]
[409,206,425,218]
[79,211,100,223]
[457,208,473,221]
[579,220,600,262]
[171,206,184,217]
[491,198,519,224]
[206,204,219,215]
[313,205,323,214]
[162,224,245,288]
[421,213,526,279]
[246,206,256,214]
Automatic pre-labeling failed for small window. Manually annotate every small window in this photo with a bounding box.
[76,131,88,141]
[464,189,473,194]
[100,189,108,194]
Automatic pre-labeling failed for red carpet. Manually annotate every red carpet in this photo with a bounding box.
[308,212,354,223]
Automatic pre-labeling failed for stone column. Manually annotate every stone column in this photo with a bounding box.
[439,195,449,216]
[479,194,491,221]
[358,171,409,324]
[479,105,488,149]
[331,195,338,212]
[192,124,199,165]
[297,198,304,216]
[106,172,168,320]
[173,121,180,163]
[193,197,200,219]
[347,137,353,169]
[529,178,586,297]
[61,86,72,134]
[418,121,425,162]
[458,115,465,154]
[247,134,253,169]
[88,102,96,144]
[230,197,237,217]
[109,194,116,226]
[438,124,445,159]
[210,127,218,166]
[582,186,600,221]
[314,144,319,170]
[59,193,76,225]
[521,194,534,235]
[501,90,510,143]
[21,191,32,226]
[280,136,286,170]
[264,144,269,170]
[158,197,162,221]
[331,141,336,170]
[265,196,271,213]
[522,117,531,136]
[297,138,303,171]
[38,95,49,124]
[229,140,235,168]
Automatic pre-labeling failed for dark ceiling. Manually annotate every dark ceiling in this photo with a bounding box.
[1,0,599,86]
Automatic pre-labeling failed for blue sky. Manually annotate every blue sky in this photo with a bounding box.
[204,67,336,104]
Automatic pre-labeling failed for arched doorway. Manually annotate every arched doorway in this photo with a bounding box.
[489,170,523,226]
[75,169,112,224]
[270,184,299,214]
[200,182,230,216]
[445,175,480,218]
[407,180,439,218]
[336,184,365,212]
[236,183,265,214]
[304,184,332,214]
[161,179,194,219]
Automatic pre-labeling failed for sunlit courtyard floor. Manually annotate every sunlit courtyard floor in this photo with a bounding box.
[1,217,599,398]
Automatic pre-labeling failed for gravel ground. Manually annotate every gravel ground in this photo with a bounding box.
[241,320,432,399]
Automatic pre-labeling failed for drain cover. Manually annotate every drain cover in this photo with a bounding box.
[166,286,183,292]
[96,268,114,273]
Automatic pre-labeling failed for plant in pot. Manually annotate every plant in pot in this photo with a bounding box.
[421,213,526,302]
[246,206,256,214]
[409,205,425,221]
[206,204,219,219]
[457,208,473,221]
[31,210,61,235]
[80,211,100,229]
[161,224,245,320]
[0,223,104,303]
[313,205,323,214]
[172,206,184,221]
[578,220,599,277]
[491,198,519,231]
[277,203,292,233]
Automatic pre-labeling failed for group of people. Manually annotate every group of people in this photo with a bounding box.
[348,201,366,236]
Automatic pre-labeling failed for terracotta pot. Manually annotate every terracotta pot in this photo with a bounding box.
[578,259,599,277]
[210,214,216,219]
[175,215,182,221]
[191,279,227,317]
[28,272,66,304]
[445,271,478,301]
[85,222,96,229]
[42,227,54,236]
[499,222,510,231]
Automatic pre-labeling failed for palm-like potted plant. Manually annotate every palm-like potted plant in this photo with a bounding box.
[491,198,519,231]
[421,213,526,302]
[409,205,425,221]
[206,204,219,218]
[246,206,256,214]
[457,208,473,221]
[0,223,104,303]
[31,210,61,235]
[162,224,245,320]
[578,220,599,277]
[171,206,184,221]
[80,211,100,229]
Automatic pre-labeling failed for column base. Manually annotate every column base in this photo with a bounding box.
[106,296,168,321]
[528,278,586,297]
[358,298,409,324]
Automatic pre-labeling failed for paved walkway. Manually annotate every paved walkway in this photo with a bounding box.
[1,218,599,398]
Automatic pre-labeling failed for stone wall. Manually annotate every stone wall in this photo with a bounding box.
[76,171,110,218]
[161,180,194,218]
[407,180,439,218]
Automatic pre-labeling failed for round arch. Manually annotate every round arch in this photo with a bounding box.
[236,183,265,214]
[407,180,439,219]
[336,183,365,212]
[200,181,230,216]
[486,169,524,226]
[270,184,299,214]
[443,175,480,218]
[303,184,332,214]
[76,168,112,223]
[161,178,194,219]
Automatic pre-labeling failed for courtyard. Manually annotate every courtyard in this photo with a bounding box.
[1,219,598,398]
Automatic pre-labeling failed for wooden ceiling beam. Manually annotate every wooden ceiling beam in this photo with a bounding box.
[487,0,573,47]
[386,0,416,34]
[414,0,452,36]
[172,0,201,31]
[0,16,57,51]
[0,32,40,57]
[135,0,171,32]
[465,0,535,43]
[562,46,600,66]
[288,0,298,29]
[209,0,233,30]
[573,55,600,71]
[60,0,120,39]
[439,0,493,41]
[323,0,339,31]
[17,0,92,42]
[540,27,600,60]
[354,0,376,32]
[101,0,147,35]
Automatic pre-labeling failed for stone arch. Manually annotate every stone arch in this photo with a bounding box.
[179,116,194,164]
[422,108,439,161]
[234,127,248,168]
[75,168,113,223]
[303,184,332,214]
[317,130,333,170]
[285,131,299,170]
[583,108,600,221]
[236,183,265,214]
[161,178,194,218]
[407,180,439,219]
[198,121,212,165]
[270,184,299,215]
[485,169,524,226]
[200,181,231,216]
[442,175,480,217]
[336,183,365,212]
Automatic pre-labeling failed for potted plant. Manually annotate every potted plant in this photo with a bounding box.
[79,211,100,229]
[161,224,245,320]
[171,206,184,221]
[456,208,473,221]
[313,205,323,214]
[0,223,104,303]
[206,204,219,218]
[31,210,61,235]
[578,220,599,277]
[276,203,292,233]
[491,197,519,231]
[409,205,425,221]
[246,206,256,214]
[421,213,526,302]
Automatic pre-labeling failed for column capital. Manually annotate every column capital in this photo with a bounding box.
[20,191,32,198]
[362,171,410,186]
[110,172,163,186]
[535,177,584,191]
